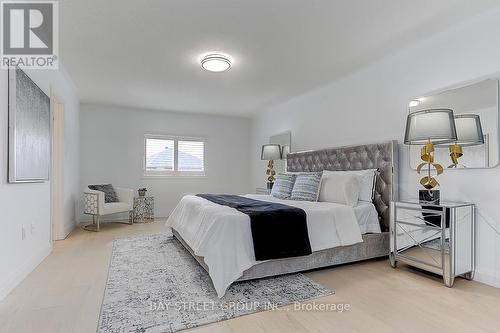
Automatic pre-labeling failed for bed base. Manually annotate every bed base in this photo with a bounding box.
[172,229,389,281]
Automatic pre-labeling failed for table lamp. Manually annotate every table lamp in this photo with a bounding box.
[404,109,457,203]
[261,144,282,190]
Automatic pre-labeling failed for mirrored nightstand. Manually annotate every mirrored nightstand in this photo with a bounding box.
[390,200,475,287]
[256,187,270,194]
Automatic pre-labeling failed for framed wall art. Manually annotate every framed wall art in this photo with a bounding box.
[8,67,51,183]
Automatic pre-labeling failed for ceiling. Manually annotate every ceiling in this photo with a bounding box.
[60,0,500,117]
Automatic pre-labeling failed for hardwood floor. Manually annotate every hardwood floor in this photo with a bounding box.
[0,220,499,333]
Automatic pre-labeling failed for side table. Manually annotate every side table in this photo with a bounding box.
[131,196,154,223]
[390,200,475,287]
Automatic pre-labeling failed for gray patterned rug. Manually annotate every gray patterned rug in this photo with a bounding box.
[98,234,333,332]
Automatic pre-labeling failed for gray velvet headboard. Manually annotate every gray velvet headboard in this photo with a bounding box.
[286,140,399,231]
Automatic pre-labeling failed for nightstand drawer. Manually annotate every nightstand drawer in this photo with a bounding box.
[394,202,448,229]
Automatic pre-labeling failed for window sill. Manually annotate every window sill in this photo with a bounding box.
[142,173,207,179]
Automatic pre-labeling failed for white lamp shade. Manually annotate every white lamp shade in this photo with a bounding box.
[404,109,457,145]
[449,114,484,146]
[261,144,281,160]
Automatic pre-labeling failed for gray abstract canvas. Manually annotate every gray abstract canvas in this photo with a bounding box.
[8,67,50,183]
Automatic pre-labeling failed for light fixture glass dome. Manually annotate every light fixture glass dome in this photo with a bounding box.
[201,54,231,72]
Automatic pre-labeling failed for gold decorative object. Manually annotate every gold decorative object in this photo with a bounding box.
[266,160,276,182]
[416,140,444,190]
[448,143,463,168]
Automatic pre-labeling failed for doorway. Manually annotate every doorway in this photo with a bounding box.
[51,96,65,241]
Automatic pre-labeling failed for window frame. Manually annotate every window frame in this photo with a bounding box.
[143,134,206,178]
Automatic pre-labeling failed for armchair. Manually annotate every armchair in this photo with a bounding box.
[83,186,134,231]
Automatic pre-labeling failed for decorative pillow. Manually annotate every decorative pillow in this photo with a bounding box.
[290,172,322,201]
[271,174,296,199]
[88,184,119,203]
[318,173,362,206]
[322,169,377,202]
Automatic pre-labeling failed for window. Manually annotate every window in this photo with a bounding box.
[144,135,205,176]
[145,138,175,171]
[178,140,204,172]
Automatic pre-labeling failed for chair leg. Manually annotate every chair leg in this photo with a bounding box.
[83,215,99,232]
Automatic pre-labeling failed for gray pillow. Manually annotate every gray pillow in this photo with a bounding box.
[88,184,119,203]
[290,172,322,201]
[271,174,296,199]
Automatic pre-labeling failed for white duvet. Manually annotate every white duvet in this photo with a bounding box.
[167,194,366,297]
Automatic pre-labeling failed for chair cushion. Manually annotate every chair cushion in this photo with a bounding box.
[100,202,131,215]
[88,184,119,203]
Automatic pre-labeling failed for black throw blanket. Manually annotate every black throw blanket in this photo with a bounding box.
[196,194,312,261]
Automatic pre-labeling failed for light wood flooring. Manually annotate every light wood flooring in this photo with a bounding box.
[0,219,499,333]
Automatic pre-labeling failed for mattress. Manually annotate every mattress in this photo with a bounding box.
[167,194,381,297]
[353,201,381,234]
[247,195,381,235]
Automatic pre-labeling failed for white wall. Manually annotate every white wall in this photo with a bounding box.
[80,104,252,220]
[0,66,80,300]
[33,68,81,240]
[251,8,500,288]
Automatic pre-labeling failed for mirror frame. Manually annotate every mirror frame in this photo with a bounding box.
[269,130,292,174]
[408,77,500,170]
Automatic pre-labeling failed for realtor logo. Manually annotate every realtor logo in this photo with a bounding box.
[1,1,58,69]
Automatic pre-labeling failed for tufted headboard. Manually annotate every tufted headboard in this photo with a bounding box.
[286,141,399,231]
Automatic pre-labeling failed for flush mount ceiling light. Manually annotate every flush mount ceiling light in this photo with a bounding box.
[200,54,231,72]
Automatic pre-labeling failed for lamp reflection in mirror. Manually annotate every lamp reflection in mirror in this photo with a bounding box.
[261,144,282,190]
[437,114,485,168]
[281,145,290,158]
[404,109,457,195]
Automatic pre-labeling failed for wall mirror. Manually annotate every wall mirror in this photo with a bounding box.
[269,131,291,174]
[409,78,499,169]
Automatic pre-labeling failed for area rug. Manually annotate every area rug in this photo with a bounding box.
[98,234,333,332]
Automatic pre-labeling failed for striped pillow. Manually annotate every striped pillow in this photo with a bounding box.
[291,172,322,201]
[271,174,296,199]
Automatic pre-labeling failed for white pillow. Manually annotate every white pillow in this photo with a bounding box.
[322,169,377,202]
[318,173,362,206]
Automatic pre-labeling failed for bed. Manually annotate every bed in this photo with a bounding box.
[168,141,399,297]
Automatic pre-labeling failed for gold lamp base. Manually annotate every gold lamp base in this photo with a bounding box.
[416,140,444,190]
[266,160,276,183]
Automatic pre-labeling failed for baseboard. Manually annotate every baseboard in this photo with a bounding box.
[0,242,53,301]
[54,220,76,240]
[79,215,167,223]
[474,268,500,288]
[79,213,131,223]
